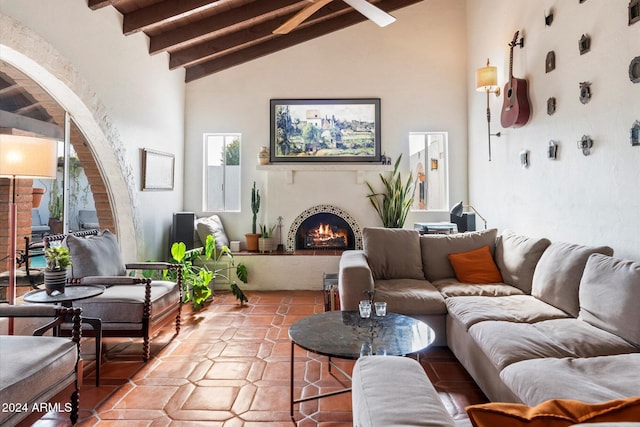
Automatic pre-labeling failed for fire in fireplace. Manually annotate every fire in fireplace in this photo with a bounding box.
[287,204,362,252]
[299,214,352,249]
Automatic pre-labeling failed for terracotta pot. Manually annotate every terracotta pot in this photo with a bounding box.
[32,188,45,208]
[245,233,261,252]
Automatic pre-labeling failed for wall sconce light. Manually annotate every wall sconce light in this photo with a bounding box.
[477,58,501,161]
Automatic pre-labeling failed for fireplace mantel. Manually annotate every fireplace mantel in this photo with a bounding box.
[256,164,393,184]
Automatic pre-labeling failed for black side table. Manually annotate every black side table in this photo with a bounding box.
[23,285,105,386]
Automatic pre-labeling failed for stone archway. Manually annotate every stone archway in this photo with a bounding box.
[0,13,138,261]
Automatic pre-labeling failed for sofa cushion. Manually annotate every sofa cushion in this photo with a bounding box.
[65,229,126,278]
[500,353,640,406]
[363,227,425,280]
[374,279,446,315]
[446,295,570,330]
[195,214,229,251]
[468,318,638,371]
[495,230,551,293]
[466,396,640,427]
[531,242,614,317]
[448,245,503,284]
[579,254,640,348]
[421,228,498,281]
[352,356,457,427]
[432,278,524,298]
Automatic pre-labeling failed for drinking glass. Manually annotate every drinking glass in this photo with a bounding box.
[374,301,387,317]
[359,300,372,318]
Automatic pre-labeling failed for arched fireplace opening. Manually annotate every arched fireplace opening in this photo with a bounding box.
[286,205,362,252]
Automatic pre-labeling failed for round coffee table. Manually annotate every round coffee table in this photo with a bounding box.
[288,310,435,419]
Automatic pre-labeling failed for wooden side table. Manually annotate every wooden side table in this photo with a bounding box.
[23,285,105,386]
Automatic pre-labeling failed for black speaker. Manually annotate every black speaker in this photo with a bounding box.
[450,212,476,233]
[172,212,195,250]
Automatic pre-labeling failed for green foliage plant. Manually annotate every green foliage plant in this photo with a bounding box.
[170,234,248,310]
[44,246,72,271]
[251,181,260,234]
[259,224,276,238]
[365,154,415,228]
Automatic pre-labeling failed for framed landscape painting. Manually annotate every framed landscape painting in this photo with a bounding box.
[270,98,381,163]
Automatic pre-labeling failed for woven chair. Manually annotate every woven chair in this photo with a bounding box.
[45,229,182,361]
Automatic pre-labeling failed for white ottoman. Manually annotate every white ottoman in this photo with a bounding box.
[352,355,469,427]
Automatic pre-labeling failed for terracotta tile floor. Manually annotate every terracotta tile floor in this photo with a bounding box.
[23,290,487,426]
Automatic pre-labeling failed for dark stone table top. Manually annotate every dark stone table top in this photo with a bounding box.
[23,285,105,307]
[289,310,435,359]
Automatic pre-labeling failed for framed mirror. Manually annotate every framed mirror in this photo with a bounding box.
[409,132,449,211]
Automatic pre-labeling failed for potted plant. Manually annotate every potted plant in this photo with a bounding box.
[48,184,64,234]
[245,181,261,252]
[365,154,415,228]
[258,224,276,253]
[170,234,248,309]
[44,245,71,295]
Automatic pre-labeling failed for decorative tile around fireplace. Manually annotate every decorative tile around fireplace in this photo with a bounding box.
[287,205,362,252]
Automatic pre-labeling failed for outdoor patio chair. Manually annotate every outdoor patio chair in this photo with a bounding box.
[45,229,182,361]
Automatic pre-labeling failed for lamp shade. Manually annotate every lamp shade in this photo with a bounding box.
[476,59,498,91]
[450,201,464,217]
[0,134,58,179]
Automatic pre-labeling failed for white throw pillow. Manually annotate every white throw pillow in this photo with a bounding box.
[195,215,230,251]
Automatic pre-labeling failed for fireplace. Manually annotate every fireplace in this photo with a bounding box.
[287,205,362,252]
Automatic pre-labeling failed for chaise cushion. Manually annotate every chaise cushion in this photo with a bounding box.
[579,254,640,347]
[432,278,524,298]
[363,227,424,280]
[500,353,640,406]
[421,228,498,281]
[531,242,613,317]
[466,396,640,427]
[65,230,126,278]
[373,279,446,315]
[447,245,503,284]
[494,230,551,293]
[446,295,570,330]
[468,318,638,372]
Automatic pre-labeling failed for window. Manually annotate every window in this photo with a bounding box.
[203,133,241,211]
[409,132,449,211]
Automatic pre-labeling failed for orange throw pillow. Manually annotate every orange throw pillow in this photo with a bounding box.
[466,397,640,427]
[447,245,503,284]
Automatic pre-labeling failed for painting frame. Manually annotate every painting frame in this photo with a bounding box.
[270,98,382,163]
[142,148,175,191]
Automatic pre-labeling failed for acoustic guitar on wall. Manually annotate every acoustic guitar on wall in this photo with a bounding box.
[501,31,531,128]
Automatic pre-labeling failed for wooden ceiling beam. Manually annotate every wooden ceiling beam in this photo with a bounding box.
[149,0,302,54]
[123,0,220,35]
[0,110,63,140]
[185,0,423,82]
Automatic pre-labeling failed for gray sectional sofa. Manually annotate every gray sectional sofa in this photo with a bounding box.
[339,227,640,424]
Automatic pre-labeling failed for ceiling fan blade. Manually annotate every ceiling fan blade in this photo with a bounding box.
[342,0,396,27]
[273,0,335,34]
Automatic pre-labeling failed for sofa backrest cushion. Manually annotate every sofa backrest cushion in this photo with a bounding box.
[420,228,498,281]
[363,227,424,280]
[531,242,614,317]
[495,230,551,293]
[579,254,640,348]
[65,229,126,278]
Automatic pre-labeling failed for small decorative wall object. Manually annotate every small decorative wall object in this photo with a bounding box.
[548,140,559,159]
[630,56,640,83]
[579,82,592,104]
[578,135,593,156]
[578,34,591,55]
[520,150,530,168]
[631,120,640,146]
[547,97,557,115]
[630,0,640,25]
[546,51,556,73]
[545,9,554,26]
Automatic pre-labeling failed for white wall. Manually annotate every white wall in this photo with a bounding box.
[0,1,185,261]
[185,0,468,244]
[466,1,640,259]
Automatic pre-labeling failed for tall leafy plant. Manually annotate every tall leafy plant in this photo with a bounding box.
[251,181,260,234]
[170,234,248,309]
[365,154,415,228]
